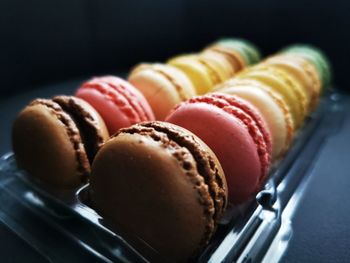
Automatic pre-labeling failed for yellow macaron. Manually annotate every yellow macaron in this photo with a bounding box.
[200,50,235,79]
[168,54,230,95]
[237,66,307,129]
[203,45,246,74]
[263,54,321,111]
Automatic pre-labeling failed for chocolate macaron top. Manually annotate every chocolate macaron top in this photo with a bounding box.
[89,121,227,261]
[12,95,109,188]
[121,121,228,221]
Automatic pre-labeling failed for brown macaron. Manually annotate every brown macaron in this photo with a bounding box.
[89,121,227,262]
[12,95,109,188]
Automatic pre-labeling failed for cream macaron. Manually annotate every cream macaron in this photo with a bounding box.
[129,63,196,120]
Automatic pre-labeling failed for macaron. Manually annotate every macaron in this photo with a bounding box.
[168,54,226,94]
[12,96,109,188]
[199,51,235,79]
[203,46,245,75]
[75,76,155,135]
[215,79,294,160]
[166,93,272,203]
[282,44,332,89]
[254,64,308,118]
[263,54,321,110]
[90,121,227,261]
[209,38,262,66]
[237,66,306,128]
[128,63,196,120]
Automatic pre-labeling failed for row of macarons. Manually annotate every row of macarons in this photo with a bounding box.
[78,39,331,164]
[12,39,331,261]
[128,38,262,120]
[13,38,331,203]
[128,38,330,122]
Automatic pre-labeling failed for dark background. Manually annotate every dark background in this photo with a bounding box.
[0,0,349,98]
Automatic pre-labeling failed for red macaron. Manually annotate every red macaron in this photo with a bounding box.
[76,76,155,134]
[166,92,272,203]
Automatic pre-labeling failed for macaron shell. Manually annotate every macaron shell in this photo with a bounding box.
[52,96,109,162]
[195,56,223,86]
[215,39,261,65]
[139,64,197,100]
[263,57,312,108]
[76,86,136,134]
[92,132,208,261]
[304,52,331,88]
[238,68,303,128]
[200,51,234,80]
[76,77,155,134]
[12,103,89,188]
[205,46,246,73]
[255,65,308,120]
[90,121,228,260]
[166,101,261,203]
[264,55,321,110]
[231,39,262,65]
[129,64,195,120]
[217,85,291,160]
[168,55,214,94]
[282,45,331,88]
[139,121,227,221]
[98,76,155,121]
[205,93,272,180]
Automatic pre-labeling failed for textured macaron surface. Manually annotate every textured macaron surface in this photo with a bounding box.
[52,96,109,163]
[12,96,108,188]
[90,121,227,261]
[166,93,271,203]
[76,76,155,134]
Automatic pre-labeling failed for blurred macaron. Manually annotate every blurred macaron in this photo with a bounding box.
[129,63,196,120]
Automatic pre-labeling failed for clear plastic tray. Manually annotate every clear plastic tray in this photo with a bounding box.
[0,93,344,263]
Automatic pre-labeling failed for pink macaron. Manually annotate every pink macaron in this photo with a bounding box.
[166,93,272,203]
[76,76,155,134]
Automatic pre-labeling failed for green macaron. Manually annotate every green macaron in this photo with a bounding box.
[282,44,332,90]
[216,38,262,66]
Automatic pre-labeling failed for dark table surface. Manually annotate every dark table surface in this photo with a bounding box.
[0,80,350,262]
